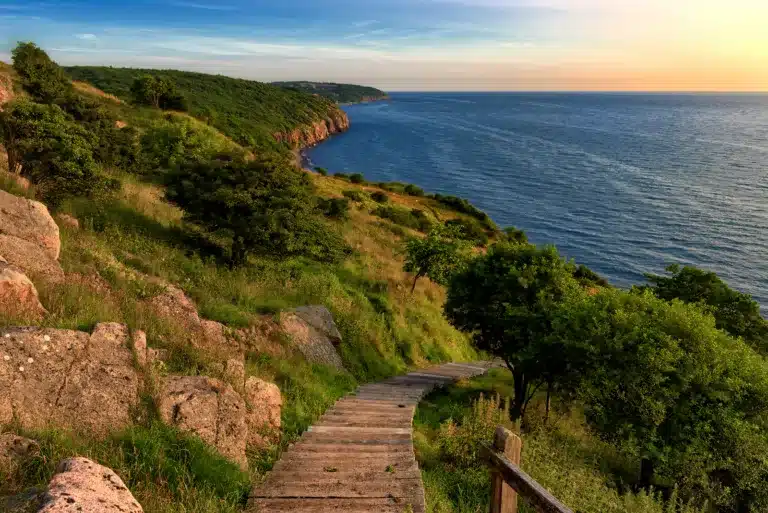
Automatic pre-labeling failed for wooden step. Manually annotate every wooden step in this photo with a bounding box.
[249,498,424,513]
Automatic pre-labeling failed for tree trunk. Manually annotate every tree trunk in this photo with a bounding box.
[411,274,419,294]
[544,383,552,425]
[509,364,527,422]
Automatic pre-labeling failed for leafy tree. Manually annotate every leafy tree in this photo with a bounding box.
[573,264,609,287]
[641,264,768,352]
[0,99,110,206]
[445,243,579,420]
[554,288,768,510]
[12,42,71,103]
[404,184,424,197]
[165,152,349,266]
[503,226,528,244]
[446,217,489,246]
[349,173,365,184]
[131,75,186,110]
[404,223,469,294]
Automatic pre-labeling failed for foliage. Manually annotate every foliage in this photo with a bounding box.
[315,166,328,176]
[574,264,609,287]
[641,264,768,352]
[431,193,496,230]
[373,205,432,232]
[404,223,469,293]
[12,42,71,103]
[503,226,528,244]
[0,99,115,206]
[318,197,350,220]
[445,217,490,246]
[65,66,343,149]
[445,243,579,420]
[404,183,425,196]
[165,152,349,265]
[272,81,387,104]
[438,393,510,467]
[342,189,366,202]
[130,75,187,110]
[371,190,389,203]
[349,172,365,184]
[554,288,768,511]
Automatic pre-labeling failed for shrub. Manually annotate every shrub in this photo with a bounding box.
[334,172,349,180]
[165,152,349,265]
[373,205,432,233]
[349,173,365,184]
[404,183,425,196]
[315,167,328,176]
[438,393,510,468]
[342,190,365,202]
[0,99,113,206]
[12,42,71,103]
[433,193,496,230]
[319,197,350,220]
[371,191,389,203]
[446,217,489,246]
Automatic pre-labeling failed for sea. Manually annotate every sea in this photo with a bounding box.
[306,93,768,308]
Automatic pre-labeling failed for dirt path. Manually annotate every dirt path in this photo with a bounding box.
[248,362,492,513]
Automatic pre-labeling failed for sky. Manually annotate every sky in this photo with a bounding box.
[1,0,767,91]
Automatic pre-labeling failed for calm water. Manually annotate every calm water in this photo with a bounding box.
[307,93,768,307]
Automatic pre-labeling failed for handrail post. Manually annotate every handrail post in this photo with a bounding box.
[490,426,522,513]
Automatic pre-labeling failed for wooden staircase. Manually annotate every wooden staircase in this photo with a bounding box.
[248,362,492,513]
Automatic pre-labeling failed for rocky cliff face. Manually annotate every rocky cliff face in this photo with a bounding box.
[0,71,13,109]
[273,108,350,149]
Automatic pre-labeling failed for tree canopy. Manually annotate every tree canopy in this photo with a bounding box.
[12,42,71,103]
[130,75,187,111]
[403,223,469,293]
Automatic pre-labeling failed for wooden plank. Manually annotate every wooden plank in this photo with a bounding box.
[484,445,574,513]
[490,427,522,513]
[309,425,412,435]
[249,498,424,513]
[254,477,423,498]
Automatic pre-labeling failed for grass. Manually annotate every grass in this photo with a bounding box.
[414,369,704,513]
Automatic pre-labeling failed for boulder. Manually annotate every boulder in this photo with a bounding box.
[158,376,248,469]
[0,433,39,471]
[0,189,60,260]
[280,306,345,370]
[38,457,143,513]
[55,214,79,230]
[0,323,142,435]
[132,330,148,367]
[0,259,47,319]
[244,377,282,448]
[0,235,64,282]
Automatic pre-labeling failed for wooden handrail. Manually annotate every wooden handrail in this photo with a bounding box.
[484,427,574,513]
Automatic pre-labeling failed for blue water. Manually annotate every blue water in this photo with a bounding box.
[307,93,768,307]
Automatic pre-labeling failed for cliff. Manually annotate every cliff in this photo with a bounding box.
[273,109,350,148]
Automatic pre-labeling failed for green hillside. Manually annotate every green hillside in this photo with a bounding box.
[65,66,344,148]
[273,81,388,103]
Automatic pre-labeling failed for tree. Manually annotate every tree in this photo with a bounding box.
[12,42,71,104]
[444,243,580,420]
[642,264,768,353]
[403,223,468,293]
[130,75,186,110]
[165,152,349,266]
[0,99,109,206]
[554,288,768,510]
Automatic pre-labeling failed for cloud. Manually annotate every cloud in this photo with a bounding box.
[170,1,237,11]
[75,33,97,40]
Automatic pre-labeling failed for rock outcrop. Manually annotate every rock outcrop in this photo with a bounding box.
[0,189,63,281]
[149,284,240,359]
[55,213,80,230]
[280,305,345,370]
[0,257,47,319]
[158,376,248,469]
[0,323,142,434]
[0,71,13,109]
[38,457,143,513]
[244,377,282,448]
[273,110,350,149]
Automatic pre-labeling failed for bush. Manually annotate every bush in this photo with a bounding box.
[319,197,350,220]
[433,193,496,230]
[446,217,489,246]
[349,173,365,184]
[131,75,187,110]
[371,191,389,203]
[334,172,349,180]
[342,190,365,202]
[372,205,432,232]
[404,183,425,196]
[165,152,349,265]
[315,167,328,176]
[438,393,510,467]
[12,42,71,103]
[0,99,113,206]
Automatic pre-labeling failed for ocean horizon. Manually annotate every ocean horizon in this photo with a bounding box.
[308,92,768,308]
